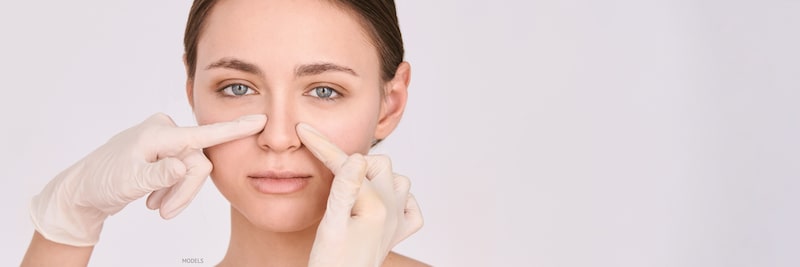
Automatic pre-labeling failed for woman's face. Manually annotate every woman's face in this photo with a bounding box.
[186,0,405,232]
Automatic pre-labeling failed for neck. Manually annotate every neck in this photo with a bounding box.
[218,207,318,267]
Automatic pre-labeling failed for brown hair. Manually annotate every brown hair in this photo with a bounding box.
[183,0,405,82]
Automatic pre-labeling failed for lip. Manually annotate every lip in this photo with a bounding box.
[248,171,312,194]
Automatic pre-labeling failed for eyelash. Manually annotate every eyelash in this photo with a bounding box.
[305,86,342,102]
[217,83,343,102]
[218,83,256,97]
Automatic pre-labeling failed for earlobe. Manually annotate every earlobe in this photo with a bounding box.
[374,62,411,140]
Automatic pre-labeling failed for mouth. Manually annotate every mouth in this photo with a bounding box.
[247,171,312,194]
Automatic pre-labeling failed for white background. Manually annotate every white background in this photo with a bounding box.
[1,1,798,266]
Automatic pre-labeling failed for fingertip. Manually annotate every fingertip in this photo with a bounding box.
[160,209,176,220]
[146,189,169,210]
[295,123,317,145]
[295,122,316,134]
[296,122,330,146]
[158,180,201,220]
[160,202,188,220]
[237,114,267,123]
[236,114,267,132]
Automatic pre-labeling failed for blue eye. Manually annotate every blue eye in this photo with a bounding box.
[221,84,255,96]
[308,86,340,100]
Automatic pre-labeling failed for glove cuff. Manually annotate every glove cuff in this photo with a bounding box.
[29,178,107,247]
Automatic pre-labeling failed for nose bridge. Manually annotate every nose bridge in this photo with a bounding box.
[258,95,300,152]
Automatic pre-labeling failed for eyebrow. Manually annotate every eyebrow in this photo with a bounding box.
[205,57,358,78]
[206,58,263,76]
[296,62,359,77]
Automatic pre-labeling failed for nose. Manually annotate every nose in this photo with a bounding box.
[257,103,301,153]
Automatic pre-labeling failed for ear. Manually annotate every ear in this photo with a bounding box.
[374,61,411,140]
[183,53,195,109]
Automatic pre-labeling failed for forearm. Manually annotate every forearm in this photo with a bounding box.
[21,231,93,267]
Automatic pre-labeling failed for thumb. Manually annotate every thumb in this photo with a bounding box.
[138,157,187,191]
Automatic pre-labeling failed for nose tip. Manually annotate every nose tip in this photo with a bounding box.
[257,114,301,152]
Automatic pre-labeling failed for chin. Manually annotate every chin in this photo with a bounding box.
[235,197,325,232]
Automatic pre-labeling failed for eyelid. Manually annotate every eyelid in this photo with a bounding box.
[307,87,340,100]
[306,82,348,95]
[215,78,258,91]
[304,83,345,100]
[217,81,258,97]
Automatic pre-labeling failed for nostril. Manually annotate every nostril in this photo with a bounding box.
[257,118,302,152]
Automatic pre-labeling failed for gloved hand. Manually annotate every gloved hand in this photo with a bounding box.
[29,113,267,247]
[297,123,423,267]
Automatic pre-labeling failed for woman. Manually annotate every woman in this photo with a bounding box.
[21,0,426,266]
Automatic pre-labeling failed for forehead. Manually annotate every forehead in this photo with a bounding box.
[197,0,379,78]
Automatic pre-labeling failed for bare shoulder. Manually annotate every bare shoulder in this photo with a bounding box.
[382,251,431,267]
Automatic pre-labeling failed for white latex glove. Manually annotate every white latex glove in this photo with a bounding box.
[297,123,423,267]
[30,113,267,246]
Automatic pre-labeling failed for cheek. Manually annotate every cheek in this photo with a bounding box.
[307,98,382,155]
[312,116,375,155]
[193,98,248,126]
[203,139,254,176]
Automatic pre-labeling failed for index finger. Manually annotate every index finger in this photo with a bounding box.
[296,122,348,174]
[159,114,267,155]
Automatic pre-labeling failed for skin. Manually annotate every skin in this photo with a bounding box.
[21,0,422,266]
[187,0,420,266]
[21,232,93,266]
